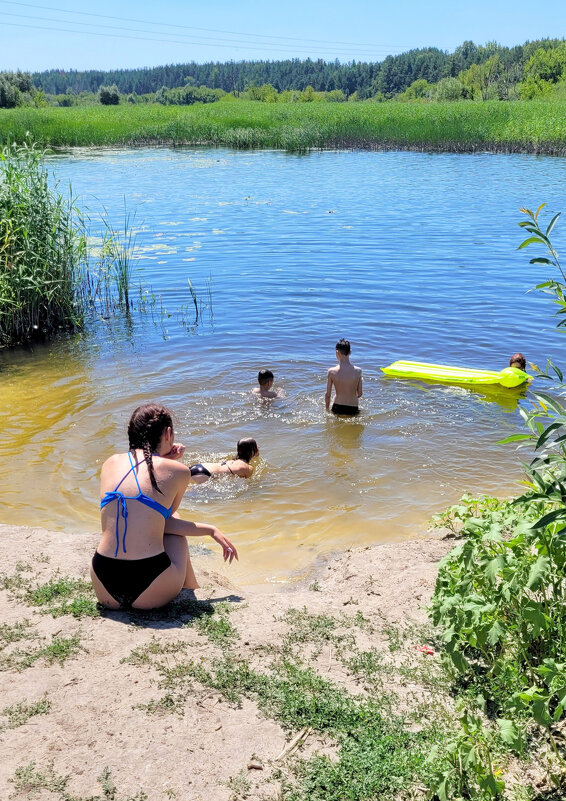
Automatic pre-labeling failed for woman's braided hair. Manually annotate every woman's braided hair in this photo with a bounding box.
[127,403,173,494]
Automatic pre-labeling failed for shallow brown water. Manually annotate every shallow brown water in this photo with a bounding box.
[1,147,565,583]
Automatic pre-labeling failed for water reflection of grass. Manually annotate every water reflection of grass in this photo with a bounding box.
[1,101,565,154]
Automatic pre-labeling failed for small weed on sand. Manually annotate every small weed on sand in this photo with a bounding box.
[343,648,385,685]
[26,576,99,618]
[11,762,148,800]
[192,603,239,646]
[0,619,37,646]
[122,637,188,667]
[0,695,51,732]
[226,771,252,800]
[1,565,99,618]
[0,631,83,671]
[123,638,194,716]
[0,562,31,593]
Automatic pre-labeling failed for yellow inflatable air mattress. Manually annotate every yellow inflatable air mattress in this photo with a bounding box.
[381,360,532,388]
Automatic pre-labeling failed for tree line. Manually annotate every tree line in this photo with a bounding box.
[1,38,565,109]
[29,39,565,98]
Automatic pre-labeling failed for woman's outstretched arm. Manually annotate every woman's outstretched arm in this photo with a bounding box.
[164,513,238,563]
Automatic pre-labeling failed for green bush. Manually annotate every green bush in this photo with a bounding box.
[428,206,566,797]
[99,84,120,105]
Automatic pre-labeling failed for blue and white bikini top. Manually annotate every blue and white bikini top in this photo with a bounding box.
[100,451,173,556]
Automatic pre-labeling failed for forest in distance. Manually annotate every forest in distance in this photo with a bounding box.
[2,37,566,108]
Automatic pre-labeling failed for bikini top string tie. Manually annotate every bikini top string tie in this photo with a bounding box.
[100,490,129,557]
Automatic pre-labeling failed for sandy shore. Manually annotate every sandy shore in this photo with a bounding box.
[0,524,451,801]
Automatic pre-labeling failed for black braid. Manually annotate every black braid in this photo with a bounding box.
[142,439,162,495]
[127,403,173,496]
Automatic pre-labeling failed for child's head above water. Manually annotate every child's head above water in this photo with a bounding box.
[257,369,274,388]
[237,437,259,463]
[509,353,526,371]
[335,338,351,356]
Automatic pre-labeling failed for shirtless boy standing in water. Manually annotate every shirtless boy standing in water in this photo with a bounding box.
[325,339,363,416]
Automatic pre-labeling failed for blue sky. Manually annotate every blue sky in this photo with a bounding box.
[1,0,565,72]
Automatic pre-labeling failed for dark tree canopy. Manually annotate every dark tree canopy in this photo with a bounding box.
[29,39,566,100]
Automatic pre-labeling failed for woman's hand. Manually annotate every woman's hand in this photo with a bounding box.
[162,443,186,460]
[211,528,238,564]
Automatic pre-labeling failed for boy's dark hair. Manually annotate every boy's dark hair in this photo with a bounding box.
[509,353,526,371]
[336,339,351,356]
[237,438,259,463]
[258,369,274,386]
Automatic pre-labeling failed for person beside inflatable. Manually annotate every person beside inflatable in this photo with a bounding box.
[382,352,532,388]
[499,352,532,388]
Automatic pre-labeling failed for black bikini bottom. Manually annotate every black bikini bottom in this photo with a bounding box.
[190,463,211,477]
[331,403,359,416]
[92,551,171,609]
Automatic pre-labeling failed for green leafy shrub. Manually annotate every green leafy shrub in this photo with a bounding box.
[98,84,120,105]
[431,495,565,712]
[428,206,566,797]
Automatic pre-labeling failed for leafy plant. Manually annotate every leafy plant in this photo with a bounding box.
[428,205,566,797]
[426,701,514,801]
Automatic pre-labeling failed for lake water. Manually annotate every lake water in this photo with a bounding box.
[1,147,565,584]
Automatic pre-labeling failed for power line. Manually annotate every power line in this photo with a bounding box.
[0,0,410,51]
[0,19,401,60]
[0,12,401,56]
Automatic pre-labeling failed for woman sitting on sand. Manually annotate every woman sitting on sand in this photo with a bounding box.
[189,438,259,484]
[91,403,237,611]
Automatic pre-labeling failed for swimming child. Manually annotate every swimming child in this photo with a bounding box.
[190,438,259,484]
[253,369,282,399]
[326,339,363,416]
[509,353,526,371]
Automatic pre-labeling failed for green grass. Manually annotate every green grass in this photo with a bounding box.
[25,576,100,618]
[0,100,565,154]
[123,603,439,799]
[1,567,100,618]
[192,655,435,799]
[0,696,51,732]
[1,634,82,671]
[11,763,148,801]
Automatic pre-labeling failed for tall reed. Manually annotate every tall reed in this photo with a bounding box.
[0,142,142,348]
[0,141,87,347]
[0,101,565,154]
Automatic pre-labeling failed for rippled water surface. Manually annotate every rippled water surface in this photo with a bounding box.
[2,147,565,583]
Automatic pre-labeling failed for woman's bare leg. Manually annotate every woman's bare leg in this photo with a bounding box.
[182,548,200,589]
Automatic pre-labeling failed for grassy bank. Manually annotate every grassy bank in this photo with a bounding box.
[0,100,565,154]
[1,529,555,800]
